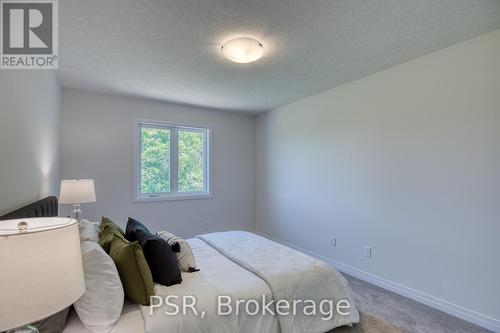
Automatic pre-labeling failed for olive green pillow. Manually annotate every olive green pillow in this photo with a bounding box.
[108,234,155,305]
[100,216,125,235]
[99,217,125,252]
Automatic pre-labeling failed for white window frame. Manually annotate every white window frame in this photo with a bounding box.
[133,118,212,202]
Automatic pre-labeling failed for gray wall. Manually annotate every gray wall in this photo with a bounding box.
[0,71,61,215]
[60,88,256,238]
[256,30,500,324]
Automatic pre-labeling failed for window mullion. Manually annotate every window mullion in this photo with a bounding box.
[204,130,208,192]
[170,128,179,193]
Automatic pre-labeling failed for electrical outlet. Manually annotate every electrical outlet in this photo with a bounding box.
[203,221,210,231]
[364,246,372,258]
[330,236,336,247]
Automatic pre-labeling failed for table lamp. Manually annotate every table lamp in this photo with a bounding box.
[0,217,85,333]
[59,179,96,221]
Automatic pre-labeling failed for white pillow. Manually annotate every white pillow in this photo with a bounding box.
[157,231,198,272]
[75,241,124,333]
[78,220,100,242]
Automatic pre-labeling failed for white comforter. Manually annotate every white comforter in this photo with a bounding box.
[198,232,359,333]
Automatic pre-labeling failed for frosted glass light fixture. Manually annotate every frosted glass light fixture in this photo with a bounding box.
[221,37,264,63]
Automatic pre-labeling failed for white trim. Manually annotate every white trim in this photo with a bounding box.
[170,128,179,193]
[132,118,213,202]
[257,232,500,333]
[133,193,212,203]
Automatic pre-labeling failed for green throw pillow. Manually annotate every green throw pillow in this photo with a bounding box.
[100,216,125,235]
[99,217,125,252]
[108,234,155,305]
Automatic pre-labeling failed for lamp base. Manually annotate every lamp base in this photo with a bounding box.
[6,325,39,333]
[72,203,82,221]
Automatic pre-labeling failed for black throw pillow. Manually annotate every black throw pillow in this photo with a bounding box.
[126,217,182,286]
[126,217,151,242]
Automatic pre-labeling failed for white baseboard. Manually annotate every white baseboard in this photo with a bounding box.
[258,233,500,333]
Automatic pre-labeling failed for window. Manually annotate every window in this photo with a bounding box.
[134,120,210,201]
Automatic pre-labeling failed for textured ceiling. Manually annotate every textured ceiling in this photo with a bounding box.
[58,0,500,113]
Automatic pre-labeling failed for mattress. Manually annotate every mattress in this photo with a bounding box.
[64,238,280,333]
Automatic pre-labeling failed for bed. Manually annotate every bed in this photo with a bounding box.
[2,197,359,333]
[65,237,279,333]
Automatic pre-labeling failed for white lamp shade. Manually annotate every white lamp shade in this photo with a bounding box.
[0,218,85,331]
[59,179,96,204]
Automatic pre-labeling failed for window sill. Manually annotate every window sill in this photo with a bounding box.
[133,193,212,203]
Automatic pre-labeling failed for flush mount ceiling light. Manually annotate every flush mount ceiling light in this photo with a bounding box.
[221,37,264,63]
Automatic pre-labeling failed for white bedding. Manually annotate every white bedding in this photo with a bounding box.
[65,233,358,333]
[198,232,359,333]
[64,302,144,333]
[143,238,280,333]
[65,238,279,333]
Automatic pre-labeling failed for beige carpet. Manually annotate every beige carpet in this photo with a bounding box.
[329,274,492,333]
[332,312,409,333]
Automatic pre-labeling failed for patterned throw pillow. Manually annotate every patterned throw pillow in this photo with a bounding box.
[157,231,199,272]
